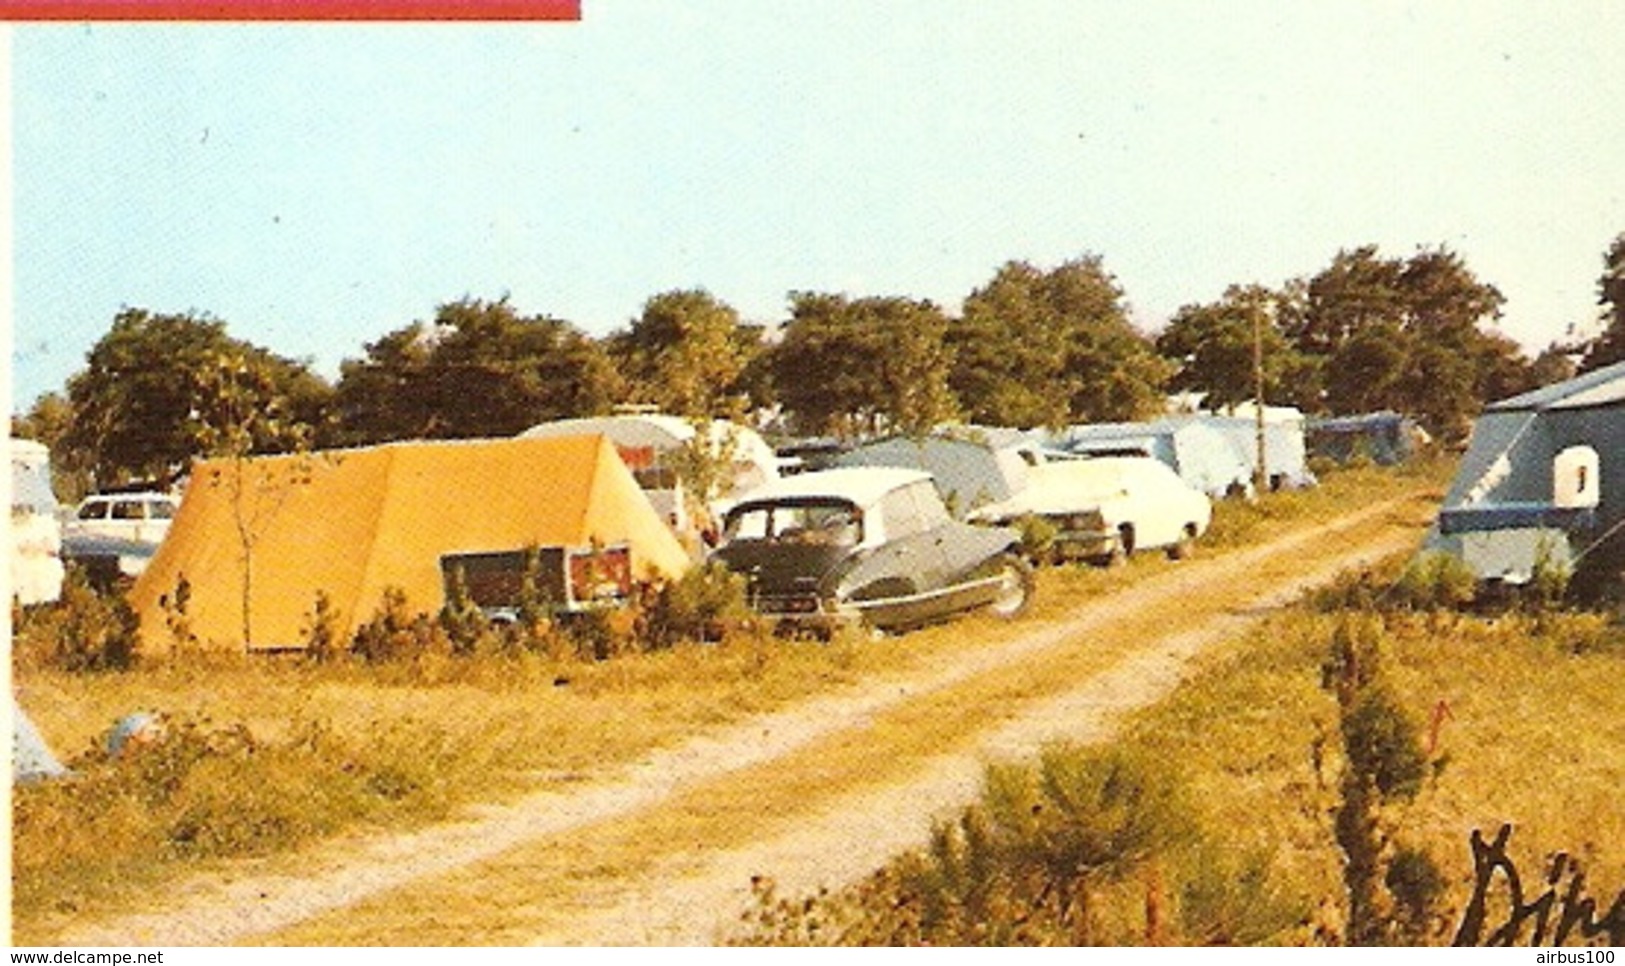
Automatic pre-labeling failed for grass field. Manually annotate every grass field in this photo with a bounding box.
[739,554,1625,945]
[10,459,1458,942]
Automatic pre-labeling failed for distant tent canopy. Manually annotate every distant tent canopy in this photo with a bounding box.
[1041,414,1313,497]
[127,435,692,653]
[834,433,1033,517]
[518,414,781,496]
[13,699,68,783]
[1425,360,1625,588]
[1306,412,1422,466]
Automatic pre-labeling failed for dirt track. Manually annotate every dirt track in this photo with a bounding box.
[60,494,1434,946]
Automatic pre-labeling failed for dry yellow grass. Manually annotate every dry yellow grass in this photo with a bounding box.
[11,463,1449,944]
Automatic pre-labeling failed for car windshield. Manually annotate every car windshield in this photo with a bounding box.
[724,499,863,547]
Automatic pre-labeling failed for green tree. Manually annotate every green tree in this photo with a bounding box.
[607,289,755,418]
[334,297,622,444]
[11,392,94,503]
[1324,323,1411,416]
[771,292,958,437]
[1580,232,1625,373]
[1294,245,1520,440]
[1290,246,1407,357]
[1527,343,1579,388]
[63,309,332,488]
[951,257,1171,427]
[1156,284,1301,411]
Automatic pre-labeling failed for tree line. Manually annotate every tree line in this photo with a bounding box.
[15,235,1625,498]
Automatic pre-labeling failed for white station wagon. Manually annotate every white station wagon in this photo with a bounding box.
[66,491,179,546]
[969,455,1213,564]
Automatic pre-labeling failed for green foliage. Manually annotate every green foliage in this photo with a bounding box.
[302,590,347,663]
[951,256,1172,428]
[1524,539,1573,614]
[63,308,332,488]
[1156,284,1304,411]
[351,587,428,663]
[1286,245,1526,442]
[641,562,752,648]
[1579,232,1625,374]
[1384,845,1445,944]
[742,744,1198,945]
[608,289,756,417]
[333,297,622,444]
[11,566,140,672]
[1013,513,1059,561]
[772,292,959,437]
[438,566,492,657]
[1176,844,1303,945]
[1321,616,1438,945]
[1391,552,1479,611]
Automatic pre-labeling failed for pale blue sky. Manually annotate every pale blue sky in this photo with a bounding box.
[9,1,1625,410]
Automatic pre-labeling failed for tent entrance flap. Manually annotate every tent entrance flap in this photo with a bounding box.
[442,543,633,615]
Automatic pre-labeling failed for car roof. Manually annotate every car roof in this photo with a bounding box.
[79,491,175,503]
[729,466,933,510]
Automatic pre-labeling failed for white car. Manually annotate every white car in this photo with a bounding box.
[66,491,179,546]
[969,455,1212,564]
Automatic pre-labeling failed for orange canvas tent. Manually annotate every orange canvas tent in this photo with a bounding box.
[127,435,691,653]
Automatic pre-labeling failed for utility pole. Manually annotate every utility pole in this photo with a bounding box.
[1253,300,1268,498]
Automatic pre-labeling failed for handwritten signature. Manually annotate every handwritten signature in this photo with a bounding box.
[1453,823,1625,946]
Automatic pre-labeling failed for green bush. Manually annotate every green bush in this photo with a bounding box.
[1013,514,1059,562]
[11,565,141,672]
[1391,552,1478,611]
[351,586,429,663]
[641,563,752,648]
[741,744,1199,945]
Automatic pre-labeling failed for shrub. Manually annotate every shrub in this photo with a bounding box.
[641,563,752,648]
[741,744,1198,945]
[351,587,428,663]
[302,590,347,663]
[1391,552,1479,612]
[1321,616,1441,946]
[11,565,141,672]
[438,565,497,657]
[1013,514,1059,562]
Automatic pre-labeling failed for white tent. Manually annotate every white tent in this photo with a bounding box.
[13,699,68,783]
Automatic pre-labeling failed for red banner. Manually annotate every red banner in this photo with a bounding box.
[0,0,578,19]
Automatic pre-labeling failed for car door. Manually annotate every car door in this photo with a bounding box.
[881,482,954,593]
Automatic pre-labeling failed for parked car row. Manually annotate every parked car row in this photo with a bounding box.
[706,445,1213,635]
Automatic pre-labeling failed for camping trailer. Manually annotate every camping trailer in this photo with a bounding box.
[1426,360,1625,588]
[9,438,64,605]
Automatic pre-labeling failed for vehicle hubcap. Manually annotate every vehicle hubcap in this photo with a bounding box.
[989,563,1026,616]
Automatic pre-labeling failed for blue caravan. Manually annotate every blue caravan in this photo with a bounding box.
[1427,360,1625,588]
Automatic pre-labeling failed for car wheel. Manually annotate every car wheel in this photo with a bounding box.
[1166,524,1198,561]
[987,553,1034,620]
